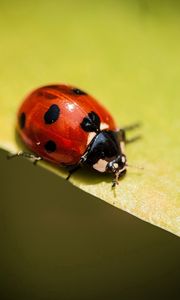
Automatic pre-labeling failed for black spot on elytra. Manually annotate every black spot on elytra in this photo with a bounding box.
[44,140,56,152]
[19,112,26,129]
[37,91,43,97]
[46,85,87,96]
[44,104,60,124]
[38,91,57,99]
[80,111,100,132]
[47,85,61,91]
[72,88,87,95]
[44,92,57,99]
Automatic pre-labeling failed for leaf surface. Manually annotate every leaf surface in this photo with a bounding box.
[0,0,179,236]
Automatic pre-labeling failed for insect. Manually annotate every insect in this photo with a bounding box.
[9,84,140,187]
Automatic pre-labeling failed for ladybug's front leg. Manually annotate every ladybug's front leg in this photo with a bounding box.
[112,168,127,188]
[7,151,43,165]
[66,153,89,181]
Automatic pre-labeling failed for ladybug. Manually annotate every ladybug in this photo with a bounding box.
[10,84,140,187]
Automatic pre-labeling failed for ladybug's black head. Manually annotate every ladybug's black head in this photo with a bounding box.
[106,154,127,188]
[81,129,127,187]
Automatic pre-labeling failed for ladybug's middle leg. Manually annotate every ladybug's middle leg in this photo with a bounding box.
[118,122,141,144]
[7,151,43,165]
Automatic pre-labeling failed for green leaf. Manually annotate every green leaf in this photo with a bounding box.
[0,0,179,236]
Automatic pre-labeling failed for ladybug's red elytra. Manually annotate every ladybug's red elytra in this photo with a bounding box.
[10,84,140,187]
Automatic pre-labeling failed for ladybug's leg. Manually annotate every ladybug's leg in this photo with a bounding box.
[118,129,126,142]
[125,135,141,144]
[118,122,141,144]
[7,151,42,165]
[66,164,81,181]
[121,122,141,132]
[66,153,89,181]
[112,169,127,188]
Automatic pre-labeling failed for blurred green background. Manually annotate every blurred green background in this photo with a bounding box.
[0,0,180,298]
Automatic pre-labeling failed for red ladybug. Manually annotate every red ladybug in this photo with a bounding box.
[10,84,140,187]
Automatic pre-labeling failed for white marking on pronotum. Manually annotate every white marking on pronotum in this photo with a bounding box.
[87,132,96,145]
[87,122,109,146]
[93,159,108,172]
[100,122,109,130]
